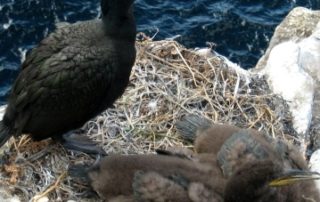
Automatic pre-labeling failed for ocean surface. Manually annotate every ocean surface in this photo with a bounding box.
[0,0,319,104]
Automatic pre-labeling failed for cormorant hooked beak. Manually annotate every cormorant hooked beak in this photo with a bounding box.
[269,170,320,187]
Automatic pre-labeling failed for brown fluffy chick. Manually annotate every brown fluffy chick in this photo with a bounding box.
[176,114,320,202]
[176,115,307,174]
[69,154,225,202]
[223,159,320,202]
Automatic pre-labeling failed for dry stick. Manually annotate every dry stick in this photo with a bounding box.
[17,135,29,148]
[249,110,265,129]
[123,107,135,129]
[201,84,215,111]
[171,43,197,86]
[207,58,218,76]
[145,52,180,69]
[152,84,193,114]
[26,146,51,162]
[32,171,67,202]
[235,99,250,122]
[12,138,20,154]
[233,72,241,99]
[271,124,277,139]
[219,70,229,97]
[264,106,276,123]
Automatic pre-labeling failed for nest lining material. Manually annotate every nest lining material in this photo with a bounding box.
[0,38,296,201]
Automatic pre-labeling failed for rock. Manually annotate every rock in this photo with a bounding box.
[251,6,320,186]
[300,27,320,150]
[309,149,320,191]
[263,41,314,135]
[255,7,320,71]
[252,7,320,152]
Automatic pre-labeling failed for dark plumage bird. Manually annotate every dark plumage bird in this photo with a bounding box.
[176,115,320,202]
[0,0,136,154]
[69,154,226,202]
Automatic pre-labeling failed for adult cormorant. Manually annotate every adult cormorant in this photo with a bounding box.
[176,114,320,202]
[0,0,136,154]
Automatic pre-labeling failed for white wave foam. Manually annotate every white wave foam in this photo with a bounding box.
[3,19,12,30]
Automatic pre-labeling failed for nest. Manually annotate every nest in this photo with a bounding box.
[0,37,296,201]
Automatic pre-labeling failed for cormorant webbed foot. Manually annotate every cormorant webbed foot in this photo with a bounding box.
[60,132,106,155]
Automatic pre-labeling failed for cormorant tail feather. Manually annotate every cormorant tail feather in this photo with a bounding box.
[175,115,212,142]
[0,120,12,147]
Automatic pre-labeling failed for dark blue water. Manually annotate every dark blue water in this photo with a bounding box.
[0,0,319,104]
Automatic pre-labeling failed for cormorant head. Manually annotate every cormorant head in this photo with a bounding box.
[100,0,136,40]
[224,160,320,202]
[101,0,135,18]
[268,169,320,187]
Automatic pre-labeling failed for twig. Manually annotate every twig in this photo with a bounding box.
[32,171,67,202]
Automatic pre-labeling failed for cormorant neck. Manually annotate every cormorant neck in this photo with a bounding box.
[224,160,281,202]
[102,6,136,42]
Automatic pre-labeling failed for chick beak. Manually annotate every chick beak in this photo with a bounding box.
[269,170,320,187]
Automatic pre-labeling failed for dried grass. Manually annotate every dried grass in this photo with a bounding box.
[0,36,296,201]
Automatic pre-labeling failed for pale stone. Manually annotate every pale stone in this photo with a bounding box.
[252,7,320,151]
[309,149,320,191]
[255,7,320,71]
